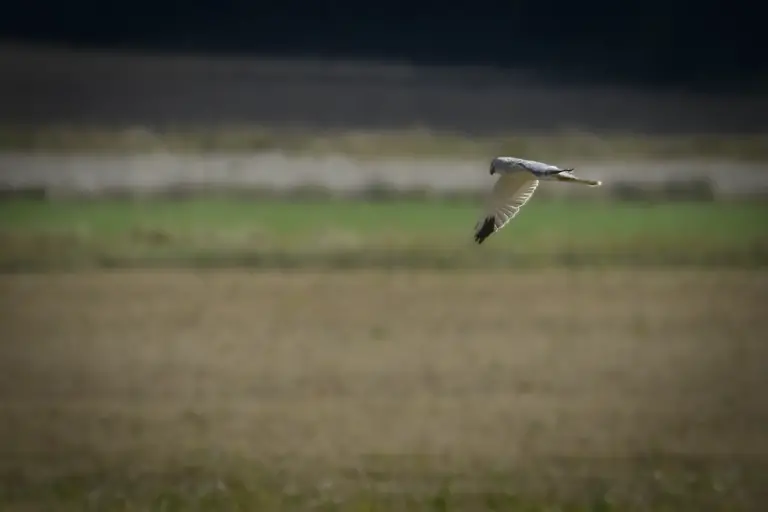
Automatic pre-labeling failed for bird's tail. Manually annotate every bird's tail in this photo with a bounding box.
[555,170,602,187]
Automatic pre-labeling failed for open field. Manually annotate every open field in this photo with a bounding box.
[1,270,767,510]
[1,198,767,270]
[3,126,768,161]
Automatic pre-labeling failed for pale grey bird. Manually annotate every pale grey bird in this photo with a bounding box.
[474,156,603,244]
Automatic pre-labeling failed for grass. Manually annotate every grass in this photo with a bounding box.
[1,198,767,269]
[3,463,764,511]
[3,124,768,161]
[1,270,767,510]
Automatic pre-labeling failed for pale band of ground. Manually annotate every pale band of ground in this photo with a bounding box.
[1,152,767,198]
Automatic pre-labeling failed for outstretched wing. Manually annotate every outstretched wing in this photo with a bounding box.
[474,173,539,244]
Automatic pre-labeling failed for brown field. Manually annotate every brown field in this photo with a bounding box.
[1,269,768,509]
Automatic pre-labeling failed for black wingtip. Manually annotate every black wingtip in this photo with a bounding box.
[474,216,496,244]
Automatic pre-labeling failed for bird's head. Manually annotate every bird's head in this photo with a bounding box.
[489,161,496,175]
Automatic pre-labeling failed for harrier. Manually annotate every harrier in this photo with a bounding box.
[474,156,602,244]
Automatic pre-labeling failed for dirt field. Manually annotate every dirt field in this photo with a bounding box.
[1,269,767,509]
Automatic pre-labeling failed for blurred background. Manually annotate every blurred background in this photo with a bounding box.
[1,1,767,510]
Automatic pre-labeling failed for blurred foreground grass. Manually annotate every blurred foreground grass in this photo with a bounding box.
[3,270,767,510]
[4,460,761,511]
[1,198,767,269]
[3,124,768,160]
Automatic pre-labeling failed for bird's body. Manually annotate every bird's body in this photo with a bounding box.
[474,156,603,244]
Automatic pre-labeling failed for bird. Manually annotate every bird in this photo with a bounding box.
[474,156,603,244]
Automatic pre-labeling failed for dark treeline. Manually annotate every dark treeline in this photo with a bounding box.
[1,0,763,91]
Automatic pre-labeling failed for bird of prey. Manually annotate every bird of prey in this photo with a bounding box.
[474,156,603,244]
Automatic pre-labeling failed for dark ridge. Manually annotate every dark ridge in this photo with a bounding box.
[0,0,763,91]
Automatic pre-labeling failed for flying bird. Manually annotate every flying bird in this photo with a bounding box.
[474,156,603,244]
